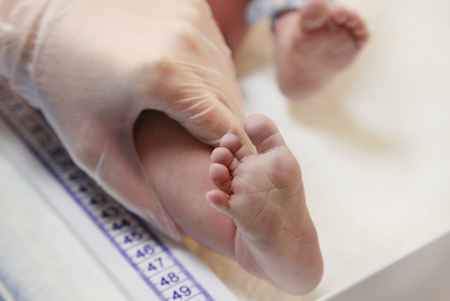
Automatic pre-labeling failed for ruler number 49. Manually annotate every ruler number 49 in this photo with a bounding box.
[172,285,191,300]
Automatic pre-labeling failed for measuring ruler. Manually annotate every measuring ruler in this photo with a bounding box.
[0,85,232,301]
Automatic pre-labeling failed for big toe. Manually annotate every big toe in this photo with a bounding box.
[244,114,286,154]
[301,0,330,31]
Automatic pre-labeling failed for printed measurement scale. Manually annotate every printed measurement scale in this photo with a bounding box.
[0,87,233,301]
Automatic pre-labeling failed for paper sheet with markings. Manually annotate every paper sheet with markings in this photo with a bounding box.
[0,84,238,301]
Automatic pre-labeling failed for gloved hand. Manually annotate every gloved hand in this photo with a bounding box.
[0,0,249,240]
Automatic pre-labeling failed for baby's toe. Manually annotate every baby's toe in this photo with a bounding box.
[351,20,369,46]
[211,147,234,165]
[206,190,231,215]
[331,7,369,47]
[211,146,239,171]
[220,133,253,160]
[354,25,368,38]
[331,7,348,25]
[209,163,232,192]
[345,11,361,27]
[300,0,330,31]
[244,114,286,154]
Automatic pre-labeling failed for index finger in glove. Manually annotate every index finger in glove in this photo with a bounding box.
[134,56,253,151]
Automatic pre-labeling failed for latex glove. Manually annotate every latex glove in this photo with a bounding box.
[0,0,249,240]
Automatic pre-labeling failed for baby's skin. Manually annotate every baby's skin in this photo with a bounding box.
[135,112,322,294]
[133,0,369,294]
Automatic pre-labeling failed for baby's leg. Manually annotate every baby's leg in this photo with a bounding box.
[207,114,323,294]
[134,111,236,256]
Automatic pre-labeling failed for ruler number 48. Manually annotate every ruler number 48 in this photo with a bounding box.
[160,272,179,286]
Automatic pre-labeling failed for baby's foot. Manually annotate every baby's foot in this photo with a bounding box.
[274,0,369,100]
[207,115,323,294]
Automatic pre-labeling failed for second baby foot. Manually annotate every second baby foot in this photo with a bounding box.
[274,0,369,100]
[207,114,323,294]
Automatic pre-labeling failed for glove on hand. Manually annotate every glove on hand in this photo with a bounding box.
[0,0,249,240]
